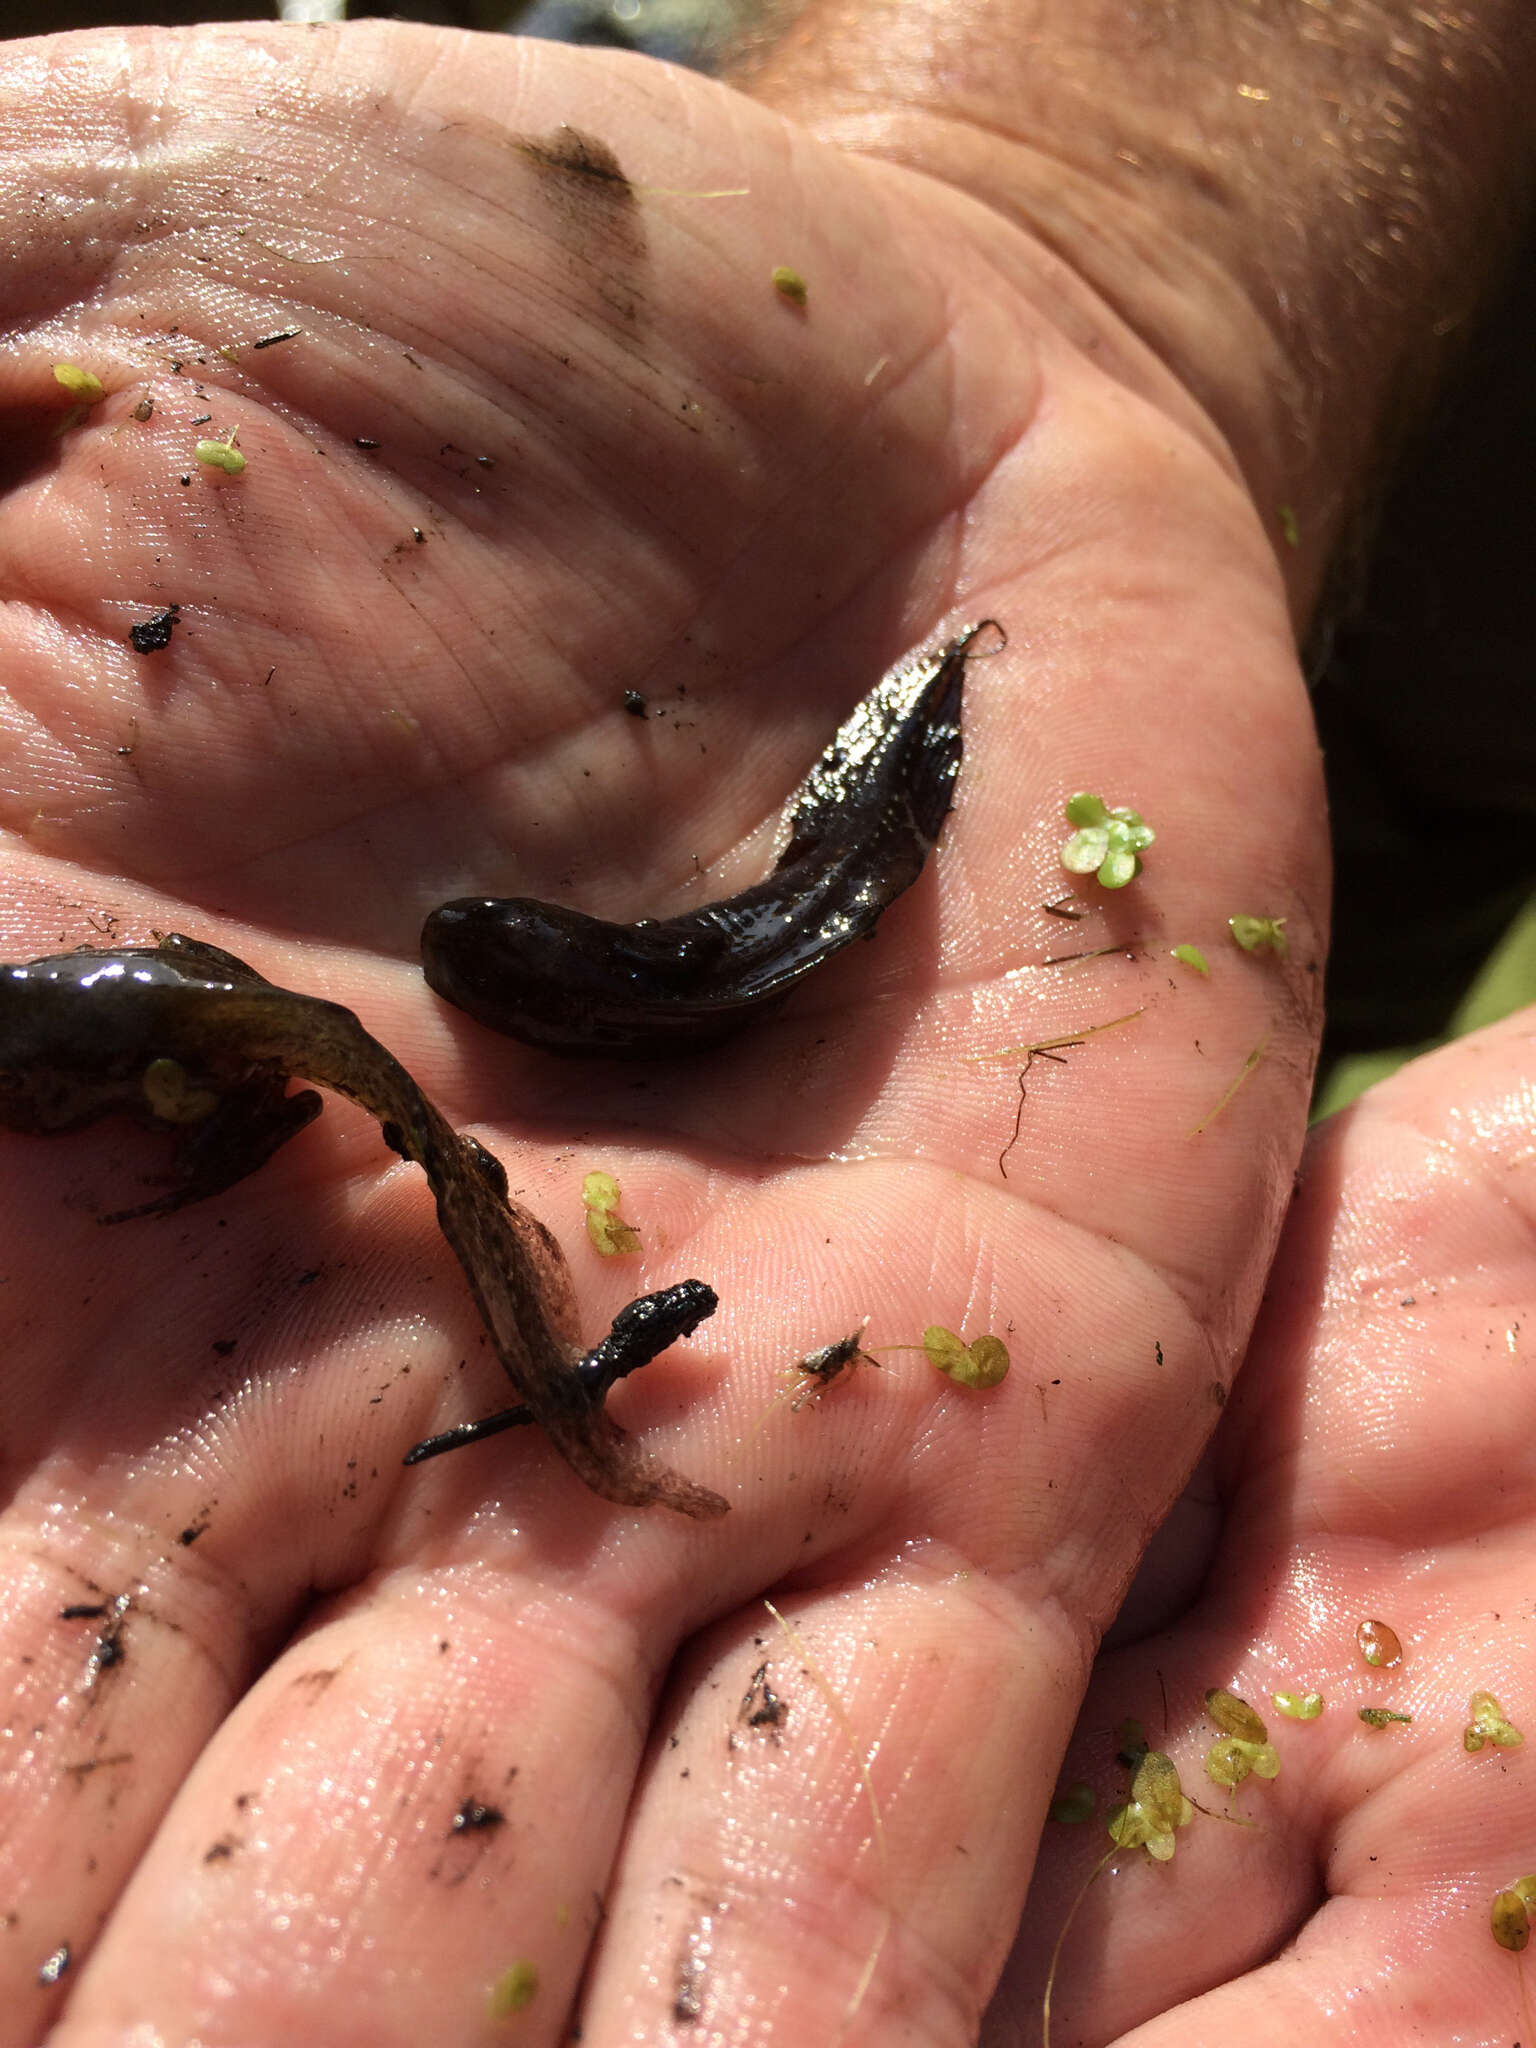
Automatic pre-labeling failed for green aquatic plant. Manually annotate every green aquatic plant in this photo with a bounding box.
[1465,1689,1523,1753]
[1203,1689,1280,1790]
[1059,793,1154,889]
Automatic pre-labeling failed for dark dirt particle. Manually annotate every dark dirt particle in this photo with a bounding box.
[450,1797,505,1836]
[129,606,179,653]
[740,1662,784,1732]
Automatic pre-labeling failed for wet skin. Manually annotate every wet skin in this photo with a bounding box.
[0,933,725,1518]
[421,622,994,1056]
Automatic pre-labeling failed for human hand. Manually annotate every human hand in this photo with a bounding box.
[980,1004,1536,2047]
[0,21,1324,2042]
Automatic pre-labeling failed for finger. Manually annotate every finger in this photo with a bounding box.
[583,1566,1072,2047]
[48,1566,655,2048]
[981,1004,1536,2045]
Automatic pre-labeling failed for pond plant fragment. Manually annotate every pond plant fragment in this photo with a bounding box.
[1043,1752,1195,2047]
[1203,1689,1280,1791]
[581,1169,640,1257]
[1272,1689,1325,1720]
[1059,793,1154,889]
[921,1326,1010,1388]
[1228,913,1287,956]
[1465,1689,1523,1752]
[1492,1876,1536,1952]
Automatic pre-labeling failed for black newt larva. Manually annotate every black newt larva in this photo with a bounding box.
[0,934,725,1518]
[420,621,999,1056]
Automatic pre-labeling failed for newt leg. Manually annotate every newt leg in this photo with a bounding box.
[401,1280,718,1468]
[101,1077,323,1223]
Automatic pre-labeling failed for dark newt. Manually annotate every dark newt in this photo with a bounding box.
[421,621,999,1056]
[0,934,725,1518]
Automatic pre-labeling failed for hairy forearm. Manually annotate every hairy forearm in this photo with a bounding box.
[728,2,1536,607]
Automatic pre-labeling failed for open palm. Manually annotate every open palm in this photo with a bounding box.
[984,1006,1536,2048]
[0,23,1326,2044]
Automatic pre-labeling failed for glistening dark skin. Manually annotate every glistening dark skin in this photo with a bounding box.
[0,934,726,1518]
[421,622,996,1056]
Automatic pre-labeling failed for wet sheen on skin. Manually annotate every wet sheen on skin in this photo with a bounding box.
[421,623,994,1057]
[0,934,725,1518]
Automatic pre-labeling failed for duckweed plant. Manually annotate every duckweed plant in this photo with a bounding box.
[1203,1690,1280,1792]
[1060,793,1155,889]
[921,1326,1010,1388]
[1465,1690,1523,1752]
[581,1170,640,1257]
[1042,1751,1195,2047]
[1228,914,1287,956]
[1271,1690,1325,1721]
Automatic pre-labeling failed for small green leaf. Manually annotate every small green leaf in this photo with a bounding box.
[771,265,808,306]
[581,1170,621,1211]
[1205,1689,1268,1744]
[1229,914,1287,957]
[1492,1889,1532,1952]
[1048,1781,1095,1825]
[487,1960,539,2017]
[1171,944,1209,974]
[53,363,105,403]
[1465,1689,1523,1752]
[1097,845,1140,889]
[1060,827,1109,875]
[1271,1690,1325,1721]
[195,434,246,475]
[1060,795,1153,890]
[1107,1752,1193,1860]
[1063,792,1109,828]
[922,1325,1010,1389]
[581,1168,640,1256]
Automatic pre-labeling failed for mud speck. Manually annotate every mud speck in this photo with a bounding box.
[129,605,180,654]
[450,1797,505,1836]
[740,1663,784,1734]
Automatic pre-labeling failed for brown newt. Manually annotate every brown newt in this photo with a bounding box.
[0,934,725,1518]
